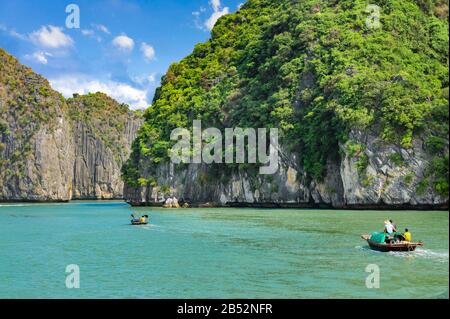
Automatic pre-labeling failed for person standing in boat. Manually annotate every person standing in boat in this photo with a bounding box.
[384,220,395,235]
[389,219,398,232]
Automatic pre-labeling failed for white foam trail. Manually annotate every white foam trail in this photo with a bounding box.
[414,248,449,261]
[389,248,449,262]
[133,224,161,231]
[355,245,449,262]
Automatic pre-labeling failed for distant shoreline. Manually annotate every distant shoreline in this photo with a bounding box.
[0,198,126,204]
[126,201,449,211]
[0,199,448,210]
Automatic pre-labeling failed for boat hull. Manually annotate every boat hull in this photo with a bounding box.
[361,235,423,252]
[131,221,148,225]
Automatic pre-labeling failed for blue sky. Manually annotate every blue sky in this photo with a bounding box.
[0,0,244,109]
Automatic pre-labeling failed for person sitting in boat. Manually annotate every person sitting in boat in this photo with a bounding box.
[139,215,146,223]
[403,228,411,242]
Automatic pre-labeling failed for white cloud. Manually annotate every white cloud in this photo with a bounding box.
[29,25,73,49]
[24,51,52,65]
[81,29,102,42]
[211,0,221,12]
[95,24,110,34]
[0,24,28,41]
[131,73,157,86]
[205,6,229,30]
[140,42,155,61]
[49,75,149,109]
[193,0,230,31]
[81,29,94,36]
[112,34,134,51]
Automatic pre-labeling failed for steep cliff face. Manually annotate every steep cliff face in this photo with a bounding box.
[339,130,447,207]
[0,49,142,201]
[123,0,449,208]
[68,93,142,199]
[123,137,448,209]
[0,49,74,201]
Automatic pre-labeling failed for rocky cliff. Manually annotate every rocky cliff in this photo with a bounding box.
[123,0,449,209]
[124,132,448,209]
[0,49,75,201]
[67,93,142,199]
[0,49,142,201]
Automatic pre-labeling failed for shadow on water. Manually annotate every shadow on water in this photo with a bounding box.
[8,214,41,218]
[73,202,128,208]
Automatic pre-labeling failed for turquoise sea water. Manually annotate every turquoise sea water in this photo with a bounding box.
[0,201,448,299]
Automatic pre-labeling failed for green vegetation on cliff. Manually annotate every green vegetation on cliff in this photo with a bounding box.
[0,48,68,182]
[129,1,445,197]
[1,48,143,200]
[67,92,142,163]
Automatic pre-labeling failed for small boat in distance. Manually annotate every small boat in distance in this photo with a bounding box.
[361,234,424,252]
[131,214,149,225]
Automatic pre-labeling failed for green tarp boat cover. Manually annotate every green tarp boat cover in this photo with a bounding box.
[370,232,386,244]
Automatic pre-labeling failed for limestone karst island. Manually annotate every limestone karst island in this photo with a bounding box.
[0,0,448,300]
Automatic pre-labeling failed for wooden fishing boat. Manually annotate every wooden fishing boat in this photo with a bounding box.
[131,220,148,225]
[130,215,149,225]
[361,234,424,252]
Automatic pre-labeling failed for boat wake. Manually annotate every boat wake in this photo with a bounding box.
[136,223,161,231]
[355,245,381,252]
[355,245,448,262]
[387,248,449,262]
